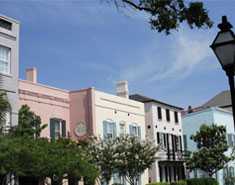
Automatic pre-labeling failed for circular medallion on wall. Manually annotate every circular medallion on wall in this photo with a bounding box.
[74,121,87,137]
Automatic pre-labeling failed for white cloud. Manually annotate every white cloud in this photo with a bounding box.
[120,31,215,84]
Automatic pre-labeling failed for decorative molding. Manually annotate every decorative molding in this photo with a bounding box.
[100,97,140,109]
[19,97,69,109]
[19,89,69,104]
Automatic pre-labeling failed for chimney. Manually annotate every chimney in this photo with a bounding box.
[116,80,129,98]
[26,68,37,83]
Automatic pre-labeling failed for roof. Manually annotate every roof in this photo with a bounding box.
[183,106,232,118]
[202,90,231,108]
[129,94,183,110]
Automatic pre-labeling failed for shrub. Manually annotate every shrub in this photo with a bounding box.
[186,178,218,185]
[171,180,187,185]
[146,182,170,185]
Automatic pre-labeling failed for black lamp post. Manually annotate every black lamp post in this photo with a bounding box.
[210,16,235,129]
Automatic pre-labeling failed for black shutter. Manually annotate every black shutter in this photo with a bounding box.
[183,135,187,151]
[157,132,160,144]
[50,118,56,140]
[61,120,66,138]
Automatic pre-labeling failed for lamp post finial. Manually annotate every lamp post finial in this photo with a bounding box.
[218,15,232,31]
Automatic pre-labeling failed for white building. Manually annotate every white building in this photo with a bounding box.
[130,94,185,184]
[182,107,235,185]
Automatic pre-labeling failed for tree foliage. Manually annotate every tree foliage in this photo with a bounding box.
[0,91,10,132]
[89,136,158,185]
[187,124,231,177]
[0,136,99,185]
[115,136,158,185]
[11,105,47,138]
[0,106,99,185]
[88,138,117,185]
[110,0,213,34]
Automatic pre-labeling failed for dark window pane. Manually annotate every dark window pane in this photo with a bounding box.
[0,19,12,31]
[174,111,179,123]
[166,109,170,121]
[157,132,160,144]
[157,107,162,120]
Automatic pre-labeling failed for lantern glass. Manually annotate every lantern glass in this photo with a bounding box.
[214,31,234,44]
[212,31,235,68]
[214,43,235,67]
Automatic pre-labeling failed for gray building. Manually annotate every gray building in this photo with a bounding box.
[0,15,20,129]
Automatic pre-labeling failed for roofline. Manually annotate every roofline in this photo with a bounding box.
[183,106,232,118]
[19,79,69,93]
[130,94,183,110]
[202,90,229,107]
[0,14,20,24]
[69,87,95,94]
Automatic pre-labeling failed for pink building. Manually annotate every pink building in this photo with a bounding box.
[19,68,148,185]
[19,68,70,139]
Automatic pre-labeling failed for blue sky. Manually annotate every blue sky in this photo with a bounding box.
[0,0,235,108]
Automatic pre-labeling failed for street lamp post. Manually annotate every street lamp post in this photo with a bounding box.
[210,16,235,129]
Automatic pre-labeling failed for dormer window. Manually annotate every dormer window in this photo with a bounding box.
[0,19,12,31]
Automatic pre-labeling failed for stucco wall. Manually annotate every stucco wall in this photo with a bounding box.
[147,102,184,182]
[69,88,94,140]
[19,80,70,138]
[0,15,19,126]
[182,108,214,152]
[182,107,234,185]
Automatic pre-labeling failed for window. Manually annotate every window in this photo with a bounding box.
[228,134,233,146]
[119,122,126,137]
[112,173,121,184]
[50,118,66,140]
[157,107,162,120]
[229,167,235,177]
[2,111,10,133]
[157,132,160,144]
[166,109,170,122]
[103,120,116,139]
[0,46,10,74]
[183,135,187,151]
[174,111,179,123]
[0,19,12,30]
[129,124,141,138]
[157,132,167,149]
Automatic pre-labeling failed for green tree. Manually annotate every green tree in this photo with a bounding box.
[11,105,47,138]
[0,91,10,133]
[110,0,212,34]
[0,136,99,185]
[115,136,158,185]
[88,138,117,185]
[187,124,231,177]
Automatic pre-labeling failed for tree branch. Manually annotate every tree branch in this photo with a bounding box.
[122,0,153,12]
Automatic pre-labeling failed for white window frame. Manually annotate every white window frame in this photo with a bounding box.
[129,123,141,138]
[119,121,126,137]
[0,45,11,75]
[103,120,116,139]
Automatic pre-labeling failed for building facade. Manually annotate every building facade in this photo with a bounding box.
[182,107,235,185]
[19,68,70,139]
[19,73,148,185]
[0,15,20,130]
[130,94,185,184]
